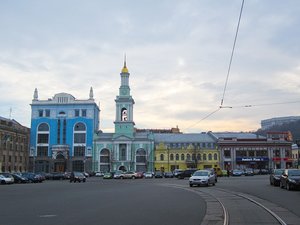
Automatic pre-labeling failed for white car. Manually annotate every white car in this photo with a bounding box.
[189,170,216,187]
[144,172,153,178]
[0,174,14,184]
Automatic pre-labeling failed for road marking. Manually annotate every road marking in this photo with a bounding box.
[39,215,57,218]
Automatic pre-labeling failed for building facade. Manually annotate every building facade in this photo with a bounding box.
[154,133,220,172]
[211,132,293,170]
[261,116,300,130]
[0,117,30,172]
[93,62,155,173]
[30,88,100,173]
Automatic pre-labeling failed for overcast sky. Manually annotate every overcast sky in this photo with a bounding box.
[0,0,300,133]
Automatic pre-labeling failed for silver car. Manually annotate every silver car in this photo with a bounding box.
[189,170,216,187]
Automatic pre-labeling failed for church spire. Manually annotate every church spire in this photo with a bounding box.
[89,87,94,100]
[121,54,129,73]
[33,88,38,100]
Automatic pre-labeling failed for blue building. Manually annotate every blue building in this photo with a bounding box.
[93,62,155,173]
[30,88,100,173]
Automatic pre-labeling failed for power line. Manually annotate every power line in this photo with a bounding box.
[220,0,245,107]
[220,100,300,109]
[182,107,221,132]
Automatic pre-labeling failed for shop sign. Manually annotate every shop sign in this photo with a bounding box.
[236,157,269,162]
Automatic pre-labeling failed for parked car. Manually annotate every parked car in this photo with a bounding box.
[21,173,41,183]
[135,172,144,179]
[269,169,284,186]
[144,172,153,178]
[103,172,113,179]
[95,172,104,177]
[70,172,86,183]
[189,170,216,187]
[280,169,300,190]
[177,169,197,179]
[50,172,65,180]
[154,171,163,178]
[164,172,174,178]
[12,174,29,183]
[232,169,243,176]
[122,171,137,179]
[0,174,14,184]
[244,169,254,176]
[113,171,124,179]
[173,169,183,178]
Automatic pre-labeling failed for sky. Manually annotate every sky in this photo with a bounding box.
[0,0,300,133]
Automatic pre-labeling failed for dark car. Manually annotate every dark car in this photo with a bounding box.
[280,169,300,190]
[12,174,29,184]
[164,172,174,178]
[70,172,86,183]
[177,169,197,179]
[154,171,163,178]
[270,169,284,186]
[21,173,41,183]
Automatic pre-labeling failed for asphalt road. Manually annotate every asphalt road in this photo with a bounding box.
[0,175,299,225]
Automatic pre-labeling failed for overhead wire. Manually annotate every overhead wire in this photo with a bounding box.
[183,0,245,133]
[220,0,245,107]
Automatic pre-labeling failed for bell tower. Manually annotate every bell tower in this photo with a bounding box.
[114,58,135,138]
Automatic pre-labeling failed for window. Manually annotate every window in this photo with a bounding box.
[186,154,191,161]
[74,133,86,143]
[37,134,49,143]
[38,110,43,117]
[203,154,207,160]
[170,154,174,161]
[82,109,87,117]
[45,109,50,117]
[57,119,61,144]
[175,154,179,161]
[181,154,185,161]
[74,146,85,156]
[197,154,201,160]
[224,150,231,157]
[119,144,127,161]
[37,146,48,157]
[75,109,80,117]
[136,149,147,163]
[160,154,164,161]
[214,153,218,160]
[38,123,49,131]
[75,123,86,131]
[208,154,212,160]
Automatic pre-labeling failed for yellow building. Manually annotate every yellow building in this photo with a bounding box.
[153,133,220,172]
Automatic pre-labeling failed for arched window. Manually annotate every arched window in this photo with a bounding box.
[175,154,179,161]
[74,122,86,131]
[187,154,191,161]
[37,123,49,157]
[170,154,174,161]
[73,122,86,156]
[181,154,185,161]
[160,154,164,161]
[38,123,49,131]
[208,153,212,160]
[214,153,218,160]
[100,149,110,172]
[203,154,207,161]
[136,149,147,163]
[197,154,201,160]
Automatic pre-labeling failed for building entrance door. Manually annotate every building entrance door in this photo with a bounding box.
[55,162,65,172]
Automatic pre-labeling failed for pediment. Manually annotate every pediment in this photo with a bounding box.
[113,134,133,141]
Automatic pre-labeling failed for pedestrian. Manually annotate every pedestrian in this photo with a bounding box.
[227,169,230,177]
